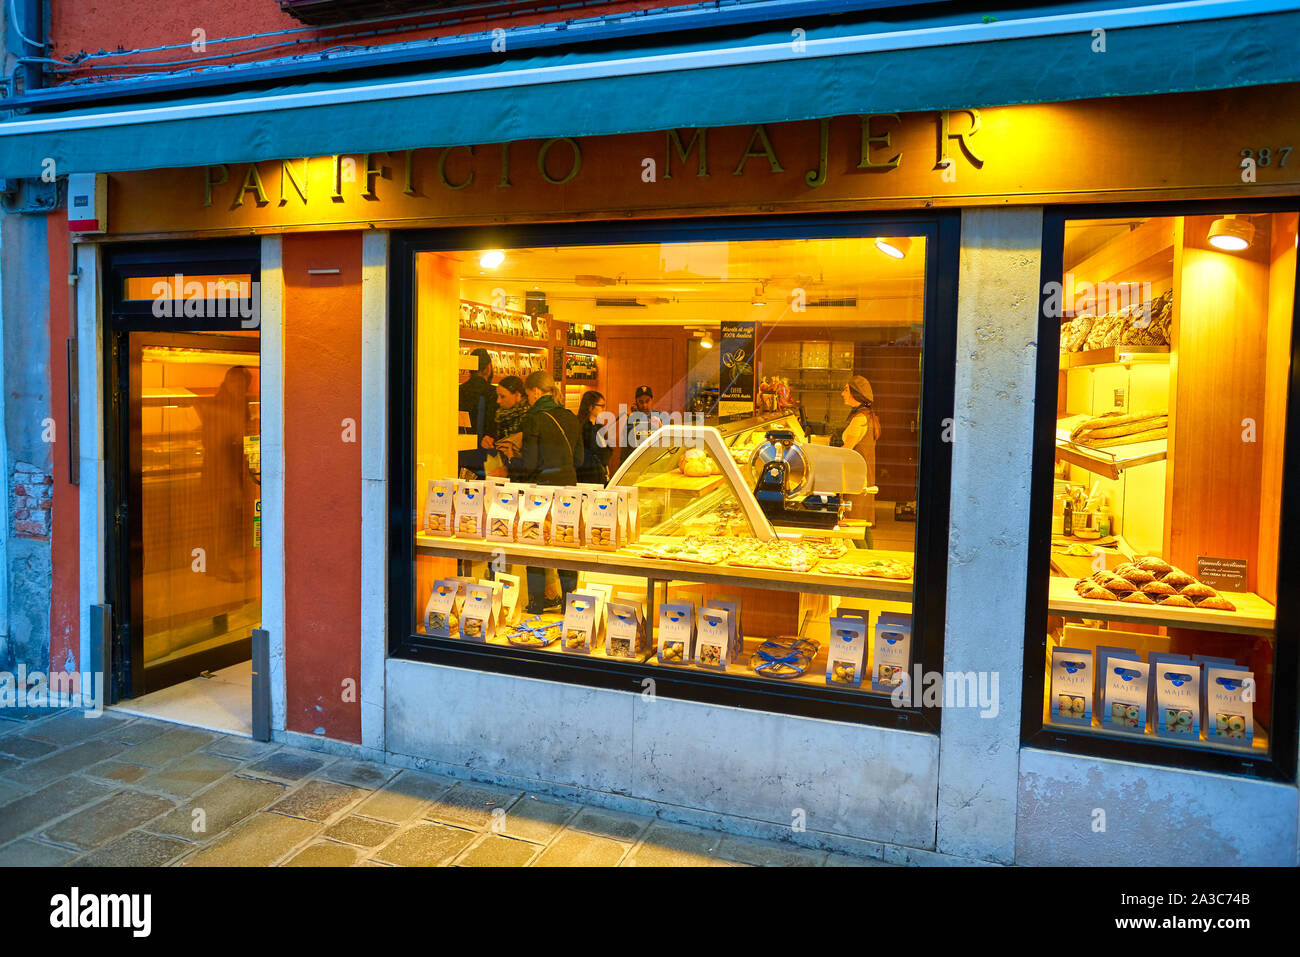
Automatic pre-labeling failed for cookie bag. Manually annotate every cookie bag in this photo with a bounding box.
[517,488,555,545]
[606,599,647,659]
[486,486,520,543]
[1049,647,1093,725]
[551,488,584,547]
[871,613,912,694]
[656,602,695,665]
[695,608,731,670]
[460,583,499,642]
[561,593,599,654]
[423,479,456,536]
[454,480,486,538]
[585,489,620,550]
[827,609,870,688]
[424,579,463,637]
[1205,665,1254,747]
[1101,658,1149,734]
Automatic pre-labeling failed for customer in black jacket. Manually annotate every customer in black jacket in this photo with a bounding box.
[518,371,584,612]
[576,390,612,485]
[457,348,496,478]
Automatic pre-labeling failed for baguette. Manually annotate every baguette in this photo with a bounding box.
[1087,427,1166,449]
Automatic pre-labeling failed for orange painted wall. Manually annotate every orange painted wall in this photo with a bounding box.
[282,231,363,742]
[47,218,79,671]
[49,1,682,80]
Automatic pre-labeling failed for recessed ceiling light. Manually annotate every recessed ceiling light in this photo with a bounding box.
[875,236,912,259]
[479,249,505,269]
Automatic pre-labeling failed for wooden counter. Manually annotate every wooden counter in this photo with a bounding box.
[1047,575,1275,637]
[415,532,916,602]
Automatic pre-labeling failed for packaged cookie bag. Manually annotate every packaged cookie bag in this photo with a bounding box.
[704,596,742,658]
[619,486,640,543]
[551,488,584,547]
[453,480,486,539]
[517,488,554,545]
[561,592,599,654]
[460,583,498,642]
[871,612,912,694]
[1205,665,1254,747]
[1101,657,1149,734]
[424,580,462,637]
[423,479,455,536]
[1153,658,1200,739]
[695,607,731,670]
[585,489,620,550]
[1049,647,1093,725]
[486,485,520,543]
[605,599,647,659]
[497,572,523,627]
[656,601,695,665]
[826,608,870,688]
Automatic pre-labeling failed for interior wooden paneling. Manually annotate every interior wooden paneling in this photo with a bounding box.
[1165,215,1272,590]
[1256,212,1298,605]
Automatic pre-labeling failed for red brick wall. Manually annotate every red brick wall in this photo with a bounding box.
[47,217,79,672]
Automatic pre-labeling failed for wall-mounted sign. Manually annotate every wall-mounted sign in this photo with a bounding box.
[719,321,757,416]
[1196,556,1248,592]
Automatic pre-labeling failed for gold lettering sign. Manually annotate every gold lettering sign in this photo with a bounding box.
[101,87,1300,237]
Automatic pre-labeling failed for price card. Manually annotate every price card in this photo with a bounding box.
[1196,557,1248,591]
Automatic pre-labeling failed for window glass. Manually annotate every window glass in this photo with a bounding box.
[1042,212,1295,756]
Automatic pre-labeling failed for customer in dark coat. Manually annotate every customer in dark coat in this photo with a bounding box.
[458,347,497,478]
[576,390,612,485]
[518,371,584,612]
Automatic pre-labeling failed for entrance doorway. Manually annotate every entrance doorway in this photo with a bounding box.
[103,245,262,726]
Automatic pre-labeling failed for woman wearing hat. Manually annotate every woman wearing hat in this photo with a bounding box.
[837,374,881,548]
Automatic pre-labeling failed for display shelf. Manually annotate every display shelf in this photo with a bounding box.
[427,618,901,698]
[1047,575,1275,637]
[459,330,549,351]
[1058,345,1170,370]
[415,532,916,602]
[1054,432,1166,480]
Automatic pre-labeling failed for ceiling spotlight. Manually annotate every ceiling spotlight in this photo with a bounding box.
[1207,215,1254,252]
[875,236,912,259]
[700,331,714,349]
[479,249,505,269]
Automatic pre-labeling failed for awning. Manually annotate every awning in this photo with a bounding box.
[2,1,1299,179]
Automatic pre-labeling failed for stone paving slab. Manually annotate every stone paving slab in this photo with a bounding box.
[351,770,455,824]
[25,711,128,746]
[1,738,129,789]
[137,751,242,798]
[321,758,399,790]
[0,755,18,775]
[43,790,176,851]
[85,760,153,785]
[717,835,829,867]
[0,735,59,760]
[372,822,476,867]
[624,823,724,867]
[533,831,631,867]
[203,735,279,762]
[269,780,364,823]
[322,816,398,848]
[73,831,194,868]
[119,728,216,768]
[150,774,288,842]
[455,835,540,867]
[567,807,654,843]
[423,782,521,830]
[244,749,332,782]
[498,795,580,846]
[0,776,115,846]
[179,812,320,867]
[0,839,80,867]
[283,841,361,867]
[103,719,174,747]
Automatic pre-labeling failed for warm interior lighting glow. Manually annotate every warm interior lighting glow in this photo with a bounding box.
[875,236,913,259]
[1207,215,1254,252]
[700,332,714,349]
[479,249,506,269]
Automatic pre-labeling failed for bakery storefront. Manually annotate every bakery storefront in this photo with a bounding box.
[37,81,1300,864]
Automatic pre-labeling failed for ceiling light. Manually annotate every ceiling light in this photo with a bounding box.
[700,332,714,349]
[1207,216,1254,252]
[875,236,912,259]
[479,249,505,269]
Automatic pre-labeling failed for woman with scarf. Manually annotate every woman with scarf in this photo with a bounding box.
[837,374,881,549]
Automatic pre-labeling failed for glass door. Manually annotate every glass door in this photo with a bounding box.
[123,331,261,694]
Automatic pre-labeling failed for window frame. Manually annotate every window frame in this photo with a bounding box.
[387,211,960,731]
[1021,199,1300,783]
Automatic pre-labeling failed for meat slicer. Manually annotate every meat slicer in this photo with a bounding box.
[747,429,868,529]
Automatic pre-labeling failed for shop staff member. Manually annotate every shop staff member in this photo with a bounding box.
[577,390,612,485]
[458,348,497,478]
[836,374,881,549]
[518,371,584,612]
[621,385,664,456]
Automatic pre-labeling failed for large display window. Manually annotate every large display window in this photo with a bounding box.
[1024,203,1300,780]
[389,216,958,726]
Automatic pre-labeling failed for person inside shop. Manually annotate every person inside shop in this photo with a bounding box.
[620,385,664,461]
[458,347,497,478]
[834,374,881,549]
[481,375,529,479]
[576,390,612,485]
[518,370,584,612]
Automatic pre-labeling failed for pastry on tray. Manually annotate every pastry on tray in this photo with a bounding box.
[1072,555,1236,613]
[819,559,912,580]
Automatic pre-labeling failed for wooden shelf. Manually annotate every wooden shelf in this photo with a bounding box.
[1047,575,1275,637]
[416,533,916,602]
[1059,345,1170,369]
[458,330,549,351]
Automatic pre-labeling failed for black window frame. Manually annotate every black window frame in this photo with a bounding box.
[1021,198,1300,783]
[387,211,960,732]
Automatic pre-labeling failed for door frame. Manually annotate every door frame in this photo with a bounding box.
[101,242,262,701]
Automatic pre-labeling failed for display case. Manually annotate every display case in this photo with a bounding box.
[1024,205,1299,781]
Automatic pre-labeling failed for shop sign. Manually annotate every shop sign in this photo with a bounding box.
[719,321,757,415]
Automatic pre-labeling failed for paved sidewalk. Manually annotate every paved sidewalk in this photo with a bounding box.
[0,709,895,867]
